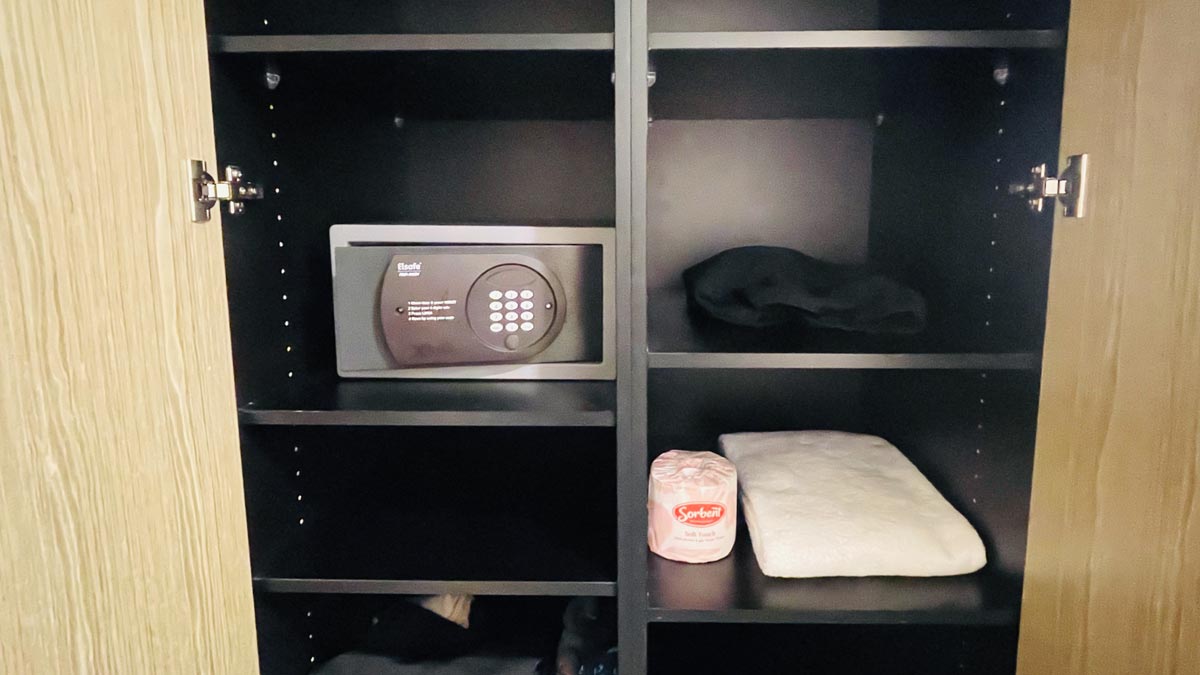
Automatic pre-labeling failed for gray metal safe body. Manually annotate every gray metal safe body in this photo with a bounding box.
[331,224,616,379]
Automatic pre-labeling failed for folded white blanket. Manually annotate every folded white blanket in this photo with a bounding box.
[719,431,986,578]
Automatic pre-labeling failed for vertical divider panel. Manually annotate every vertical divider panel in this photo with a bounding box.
[621,0,651,672]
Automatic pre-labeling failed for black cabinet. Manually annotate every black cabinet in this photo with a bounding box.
[205,0,1069,672]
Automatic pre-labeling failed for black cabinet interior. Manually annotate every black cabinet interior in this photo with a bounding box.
[241,427,616,592]
[206,0,614,34]
[204,0,1070,672]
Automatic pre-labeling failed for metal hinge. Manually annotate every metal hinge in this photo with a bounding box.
[189,159,264,223]
[1008,153,1090,218]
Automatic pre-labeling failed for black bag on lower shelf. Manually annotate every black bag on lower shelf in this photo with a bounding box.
[683,246,927,334]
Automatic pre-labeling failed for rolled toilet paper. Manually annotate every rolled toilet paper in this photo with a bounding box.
[648,450,737,563]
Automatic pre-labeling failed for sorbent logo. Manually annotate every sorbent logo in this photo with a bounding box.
[673,502,726,527]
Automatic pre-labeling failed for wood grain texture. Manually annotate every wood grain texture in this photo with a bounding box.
[0,1,259,673]
[1017,0,1200,673]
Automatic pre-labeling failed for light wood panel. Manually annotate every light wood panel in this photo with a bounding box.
[0,1,259,673]
[1018,0,1200,672]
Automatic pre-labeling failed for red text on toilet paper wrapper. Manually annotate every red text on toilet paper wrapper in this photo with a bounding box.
[673,502,726,527]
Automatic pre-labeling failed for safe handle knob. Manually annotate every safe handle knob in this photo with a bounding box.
[188,159,264,223]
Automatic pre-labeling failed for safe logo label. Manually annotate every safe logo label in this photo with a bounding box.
[396,261,422,277]
[673,503,726,527]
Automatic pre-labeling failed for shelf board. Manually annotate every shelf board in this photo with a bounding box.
[238,379,616,427]
[647,289,1040,370]
[650,351,1038,370]
[648,537,1020,625]
[255,577,615,597]
[649,29,1064,51]
[211,33,614,53]
[254,509,616,598]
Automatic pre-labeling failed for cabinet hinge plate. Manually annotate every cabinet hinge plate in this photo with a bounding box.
[189,159,264,223]
[1009,153,1090,218]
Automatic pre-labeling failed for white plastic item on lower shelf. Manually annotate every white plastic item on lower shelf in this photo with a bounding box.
[719,430,987,579]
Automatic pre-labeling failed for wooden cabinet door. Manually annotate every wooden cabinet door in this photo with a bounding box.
[0,1,259,673]
[1018,0,1199,673]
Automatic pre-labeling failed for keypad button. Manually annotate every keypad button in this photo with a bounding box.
[504,290,518,299]
[520,289,534,299]
[489,301,502,311]
[489,290,502,300]
[505,323,518,333]
[520,311,533,321]
[505,301,518,310]
[520,300,533,310]
[489,323,503,333]
[505,312,518,321]
[489,312,503,322]
[520,322,534,332]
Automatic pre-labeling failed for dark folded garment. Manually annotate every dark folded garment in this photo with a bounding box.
[683,246,927,334]
[362,600,479,662]
[314,653,541,675]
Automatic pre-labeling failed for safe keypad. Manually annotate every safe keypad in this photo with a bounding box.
[490,289,539,333]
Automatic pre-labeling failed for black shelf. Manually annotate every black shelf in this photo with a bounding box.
[211,32,614,53]
[255,577,615,597]
[649,29,1063,50]
[647,289,1041,370]
[238,380,616,427]
[253,503,616,596]
[647,535,1020,626]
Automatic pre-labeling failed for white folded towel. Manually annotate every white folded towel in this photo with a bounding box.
[719,430,986,578]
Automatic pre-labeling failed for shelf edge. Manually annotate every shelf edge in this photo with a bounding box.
[255,577,617,597]
[645,607,1018,625]
[211,33,615,53]
[647,352,1040,370]
[237,408,617,427]
[649,29,1065,51]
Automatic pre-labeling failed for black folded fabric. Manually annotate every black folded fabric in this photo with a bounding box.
[362,601,479,662]
[314,653,541,675]
[683,246,927,334]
